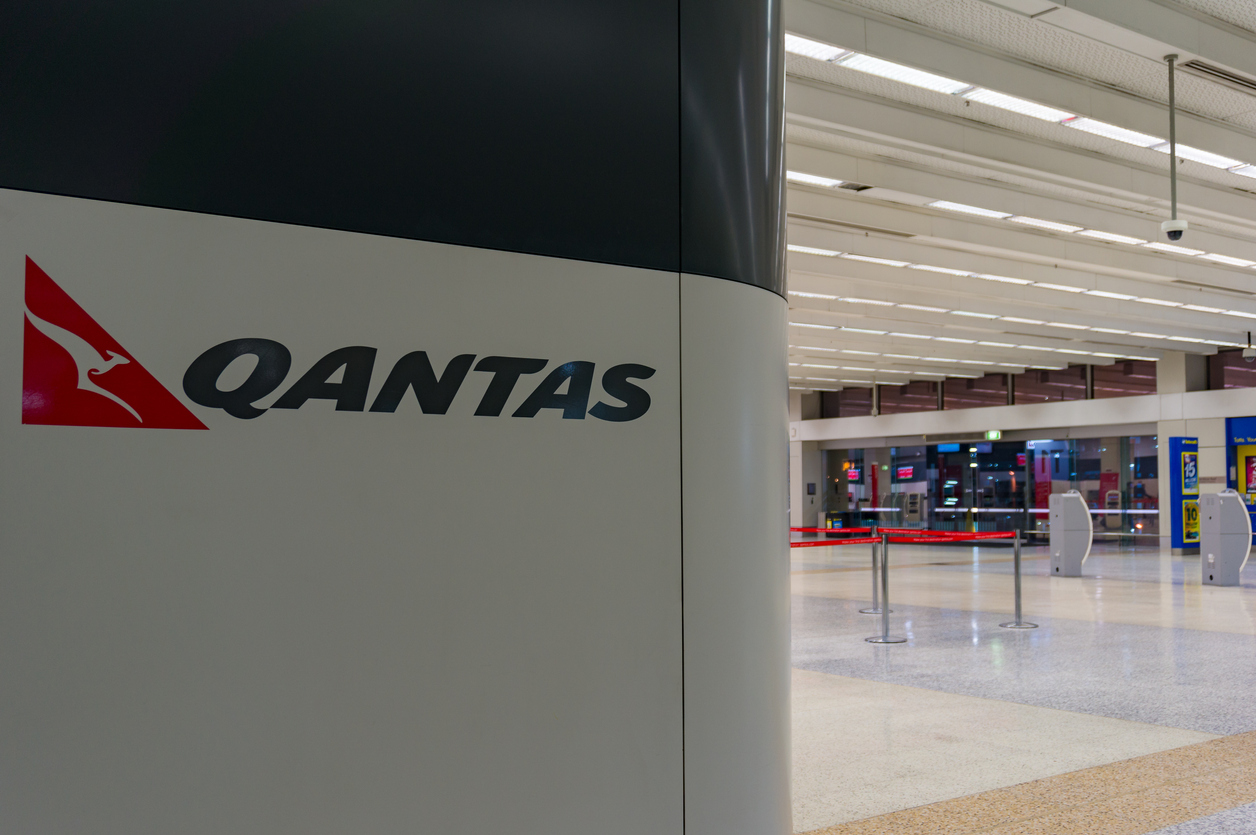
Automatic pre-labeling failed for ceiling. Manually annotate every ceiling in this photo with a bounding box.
[783,0,1256,393]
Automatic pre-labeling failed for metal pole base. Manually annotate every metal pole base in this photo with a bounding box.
[999,621,1039,629]
[858,607,892,614]
[865,635,907,644]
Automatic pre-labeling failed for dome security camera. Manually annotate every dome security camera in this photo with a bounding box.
[1244,347,1256,362]
[1161,218,1188,242]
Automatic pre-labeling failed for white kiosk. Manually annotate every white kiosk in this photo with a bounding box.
[1049,490,1093,577]
[1201,490,1252,586]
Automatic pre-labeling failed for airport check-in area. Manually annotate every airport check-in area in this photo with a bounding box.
[8,1,1256,835]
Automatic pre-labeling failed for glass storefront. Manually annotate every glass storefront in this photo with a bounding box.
[815,435,1160,539]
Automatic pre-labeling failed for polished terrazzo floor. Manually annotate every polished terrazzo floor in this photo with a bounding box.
[791,540,1256,834]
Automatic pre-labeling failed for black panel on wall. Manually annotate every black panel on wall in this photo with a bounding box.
[0,1,783,293]
[680,0,785,295]
[0,1,679,273]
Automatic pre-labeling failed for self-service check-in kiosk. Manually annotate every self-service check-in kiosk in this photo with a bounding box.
[1201,490,1252,586]
[1050,490,1092,576]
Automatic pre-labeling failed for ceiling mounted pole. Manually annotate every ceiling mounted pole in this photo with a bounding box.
[1167,54,1178,220]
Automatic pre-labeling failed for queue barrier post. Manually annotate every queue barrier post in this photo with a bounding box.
[1000,532,1038,629]
[865,533,906,644]
[859,523,889,615]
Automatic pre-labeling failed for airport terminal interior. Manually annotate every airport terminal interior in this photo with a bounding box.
[12,1,1256,834]
[784,0,1256,832]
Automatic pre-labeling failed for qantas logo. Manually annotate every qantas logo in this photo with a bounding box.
[22,258,207,429]
[22,258,655,429]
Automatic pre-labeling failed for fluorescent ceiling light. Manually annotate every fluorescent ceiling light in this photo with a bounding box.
[1046,322,1089,330]
[841,349,879,355]
[927,200,1012,219]
[889,332,933,339]
[908,264,971,276]
[1029,365,1065,370]
[1208,340,1246,347]
[1183,304,1225,313]
[1064,117,1162,148]
[791,322,837,329]
[801,363,840,368]
[1154,143,1243,170]
[1135,297,1181,307]
[1017,344,1048,350]
[783,34,848,62]
[1034,282,1086,293]
[1055,349,1092,355]
[1231,165,1256,179]
[786,170,843,187]
[842,327,887,334]
[912,371,947,376]
[788,290,839,299]
[1224,310,1256,319]
[841,297,897,306]
[1130,332,1167,339]
[1142,241,1205,256]
[841,254,911,267]
[997,363,1023,368]
[1167,336,1207,343]
[1091,327,1131,334]
[787,245,841,257]
[974,273,1033,285]
[1091,352,1123,358]
[1200,253,1256,267]
[842,367,875,372]
[979,341,1016,348]
[804,377,838,381]
[1008,216,1084,233]
[958,360,989,365]
[961,88,1074,121]
[950,310,1000,318]
[898,303,950,312]
[1077,229,1147,245]
[883,353,921,359]
[1129,356,1158,361]
[837,53,969,94]
[935,337,976,343]
[1002,317,1045,325]
[1086,290,1136,300]
[791,345,838,351]
[880,369,912,374]
[841,379,873,384]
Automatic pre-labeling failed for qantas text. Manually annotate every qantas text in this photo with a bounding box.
[182,339,655,421]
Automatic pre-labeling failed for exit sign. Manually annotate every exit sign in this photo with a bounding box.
[985,430,1002,440]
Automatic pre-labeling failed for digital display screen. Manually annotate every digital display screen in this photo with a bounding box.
[895,466,915,480]
[846,468,861,481]
[1017,453,1027,467]
[936,443,960,453]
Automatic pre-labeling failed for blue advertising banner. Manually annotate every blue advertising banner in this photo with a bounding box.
[1227,416,1256,446]
[1169,436,1199,550]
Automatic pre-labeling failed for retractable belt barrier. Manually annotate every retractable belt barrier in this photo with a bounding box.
[789,527,1037,641]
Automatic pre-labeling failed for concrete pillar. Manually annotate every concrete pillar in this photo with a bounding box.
[1157,351,1208,394]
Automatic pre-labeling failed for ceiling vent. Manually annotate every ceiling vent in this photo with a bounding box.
[1181,60,1256,95]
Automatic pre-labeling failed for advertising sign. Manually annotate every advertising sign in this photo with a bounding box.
[895,465,915,480]
[1,188,687,834]
[1182,452,1199,494]
[1168,437,1200,551]
[1183,500,1201,544]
